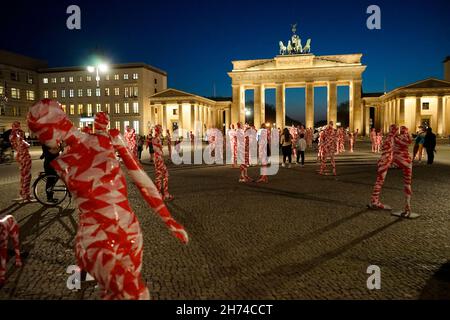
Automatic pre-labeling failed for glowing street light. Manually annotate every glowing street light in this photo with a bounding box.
[87,62,109,87]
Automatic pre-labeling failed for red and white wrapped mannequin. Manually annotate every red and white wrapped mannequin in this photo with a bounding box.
[376,132,383,153]
[207,127,216,158]
[368,124,398,210]
[124,126,137,159]
[237,123,252,183]
[319,123,337,176]
[228,124,238,168]
[348,132,354,153]
[9,121,33,202]
[0,215,22,287]
[370,128,377,153]
[256,126,269,183]
[335,128,345,154]
[166,129,172,161]
[392,126,413,217]
[153,125,173,201]
[317,129,324,161]
[28,100,188,299]
[290,126,299,161]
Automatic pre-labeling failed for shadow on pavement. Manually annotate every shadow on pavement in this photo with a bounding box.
[419,261,450,300]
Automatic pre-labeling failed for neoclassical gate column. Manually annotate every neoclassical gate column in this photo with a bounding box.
[178,103,184,130]
[305,82,314,129]
[231,85,245,125]
[399,98,405,126]
[327,81,337,126]
[437,95,444,136]
[254,84,265,128]
[225,108,231,130]
[276,83,286,129]
[349,80,362,132]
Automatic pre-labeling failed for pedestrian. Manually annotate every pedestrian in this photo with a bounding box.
[146,132,154,163]
[423,127,436,165]
[137,136,144,161]
[413,126,426,162]
[280,128,292,168]
[295,133,307,166]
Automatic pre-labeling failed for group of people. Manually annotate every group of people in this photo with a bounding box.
[412,126,437,164]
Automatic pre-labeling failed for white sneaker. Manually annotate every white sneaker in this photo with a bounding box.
[282,163,286,167]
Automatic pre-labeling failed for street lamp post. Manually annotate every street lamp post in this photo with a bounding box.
[86,63,109,129]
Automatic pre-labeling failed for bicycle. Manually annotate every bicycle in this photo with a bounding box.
[32,172,71,207]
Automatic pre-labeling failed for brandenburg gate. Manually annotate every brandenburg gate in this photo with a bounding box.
[228,26,367,131]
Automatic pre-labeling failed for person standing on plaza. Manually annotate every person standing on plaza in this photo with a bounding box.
[413,126,426,163]
[280,128,293,168]
[423,127,436,165]
[146,132,154,163]
[137,136,144,161]
[295,133,307,166]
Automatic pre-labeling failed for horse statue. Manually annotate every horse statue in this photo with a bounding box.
[287,40,293,55]
[293,35,303,54]
[303,39,312,53]
[279,41,287,55]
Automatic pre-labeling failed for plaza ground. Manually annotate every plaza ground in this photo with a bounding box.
[0,140,449,299]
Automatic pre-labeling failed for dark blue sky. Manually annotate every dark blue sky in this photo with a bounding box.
[1,0,449,122]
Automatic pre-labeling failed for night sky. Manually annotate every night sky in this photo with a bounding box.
[1,0,449,122]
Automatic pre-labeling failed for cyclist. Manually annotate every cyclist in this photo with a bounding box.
[40,144,60,203]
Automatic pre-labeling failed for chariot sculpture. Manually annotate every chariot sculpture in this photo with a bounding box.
[279,23,312,55]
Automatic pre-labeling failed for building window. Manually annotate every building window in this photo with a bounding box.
[43,78,49,84]
[124,87,129,98]
[133,102,139,114]
[51,77,57,84]
[86,75,92,82]
[133,121,139,134]
[422,102,430,110]
[0,86,3,95]
[61,104,67,113]
[10,72,18,81]
[78,104,83,115]
[105,103,110,113]
[133,73,138,80]
[61,77,65,83]
[11,88,20,99]
[173,109,177,116]
[133,87,138,97]
[96,88,101,97]
[114,88,120,96]
[52,90,58,98]
[70,104,75,115]
[61,89,66,98]
[69,76,74,83]
[13,106,20,116]
[105,74,110,81]
[96,103,101,113]
[87,104,93,116]
[27,74,33,84]
[154,88,158,94]
[69,89,74,98]
[115,121,120,130]
[154,78,157,84]
[26,90,35,101]
[123,74,129,80]
[124,120,130,129]
[114,74,119,80]
[78,76,83,82]
[105,88,110,96]
[87,88,92,97]
[78,89,83,97]
[43,90,49,98]
[124,102,129,114]
[115,103,120,114]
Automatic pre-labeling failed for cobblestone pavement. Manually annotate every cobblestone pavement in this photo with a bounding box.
[0,141,449,300]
